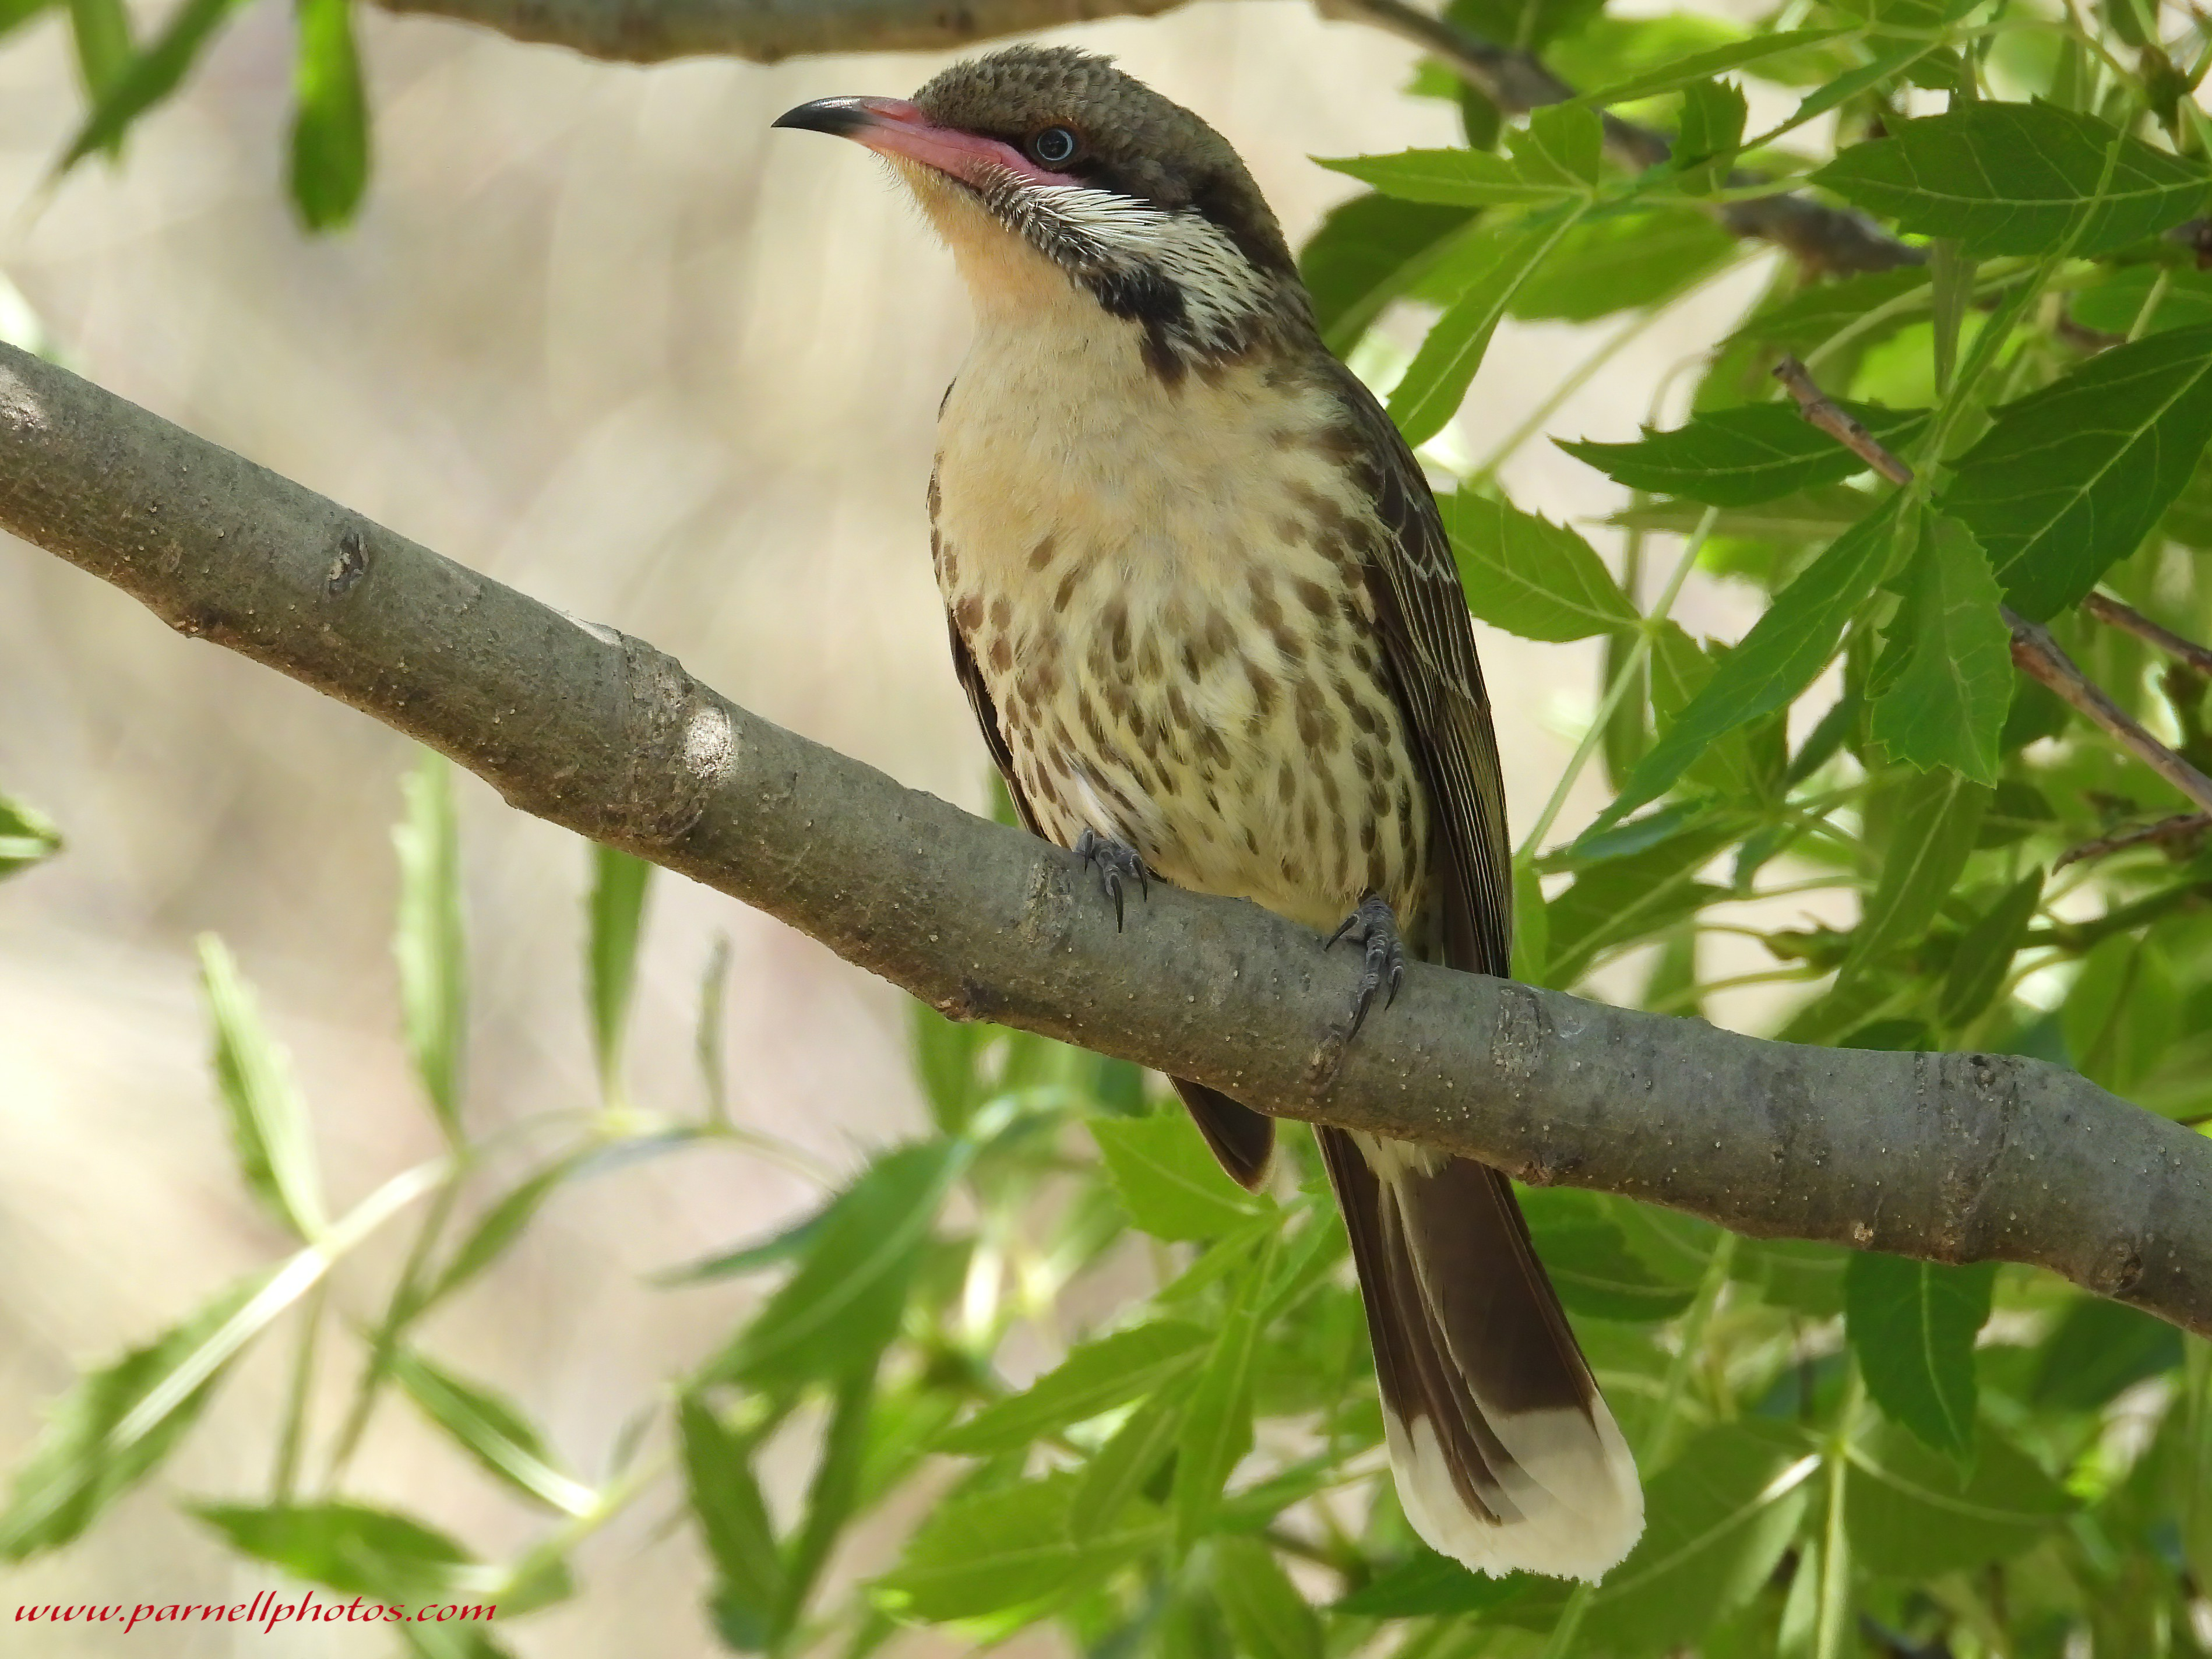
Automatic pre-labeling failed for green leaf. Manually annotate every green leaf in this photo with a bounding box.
[584,844,653,1096]
[938,1323,1211,1454]
[1868,512,2011,781]
[288,0,370,231]
[1559,403,1931,505]
[1211,1537,1321,1659]
[678,1393,784,1651]
[2063,932,2181,1093]
[198,935,326,1238]
[1510,854,1548,982]
[710,1140,965,1386]
[424,1153,582,1307]
[1941,323,2212,621]
[1546,820,1733,984]
[1844,769,1991,977]
[873,1474,1164,1622]
[1845,1422,2070,1577]
[0,1277,258,1559]
[1576,29,1844,105]
[1936,872,2042,1028]
[1845,1253,1995,1458]
[1672,78,1748,195]
[393,751,467,1138]
[391,1349,592,1514]
[194,1500,472,1601]
[1813,103,2211,259]
[1091,1113,1262,1241]
[1448,0,1603,51]
[1509,209,1738,323]
[1579,1421,1817,1653]
[1725,266,1933,355]
[0,792,62,880]
[1391,207,1589,447]
[1333,1551,1528,1616]
[777,1365,874,1642]
[61,0,244,168]
[1441,492,1637,640]
[1299,193,1478,353]
[1174,1235,1274,1548]
[1319,149,1582,209]
[1512,104,1606,188]
[2028,1296,2184,1411]
[1522,1190,1699,1322]
[1070,1383,1189,1541]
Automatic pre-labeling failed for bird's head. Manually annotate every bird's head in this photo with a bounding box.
[773,47,1308,374]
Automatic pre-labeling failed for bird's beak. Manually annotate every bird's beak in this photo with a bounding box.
[772,96,1073,190]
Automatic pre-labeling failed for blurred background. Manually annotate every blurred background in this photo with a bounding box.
[0,3,1792,1650]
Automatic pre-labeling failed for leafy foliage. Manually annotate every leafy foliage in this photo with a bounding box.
[11,0,2212,1651]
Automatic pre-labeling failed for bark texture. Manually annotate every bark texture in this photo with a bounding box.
[3,341,2208,1335]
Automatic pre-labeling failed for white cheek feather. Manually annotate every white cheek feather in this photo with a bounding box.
[1016,183,1279,347]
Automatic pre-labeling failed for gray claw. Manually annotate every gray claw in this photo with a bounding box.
[1329,894,1406,1036]
[1075,827,1149,931]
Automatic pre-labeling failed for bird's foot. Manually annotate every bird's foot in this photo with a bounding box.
[1075,827,1149,931]
[1327,894,1406,1037]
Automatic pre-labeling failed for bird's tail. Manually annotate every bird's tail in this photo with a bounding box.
[1316,1126,1643,1581]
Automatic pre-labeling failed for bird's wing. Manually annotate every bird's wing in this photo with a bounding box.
[1325,361,1513,980]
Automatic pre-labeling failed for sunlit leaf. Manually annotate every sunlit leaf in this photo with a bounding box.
[1575,29,1843,105]
[193,1500,473,1601]
[0,792,62,880]
[1300,193,1478,353]
[1560,403,1930,505]
[1212,1536,1321,1659]
[1845,769,1991,978]
[391,1349,592,1514]
[1174,1235,1273,1548]
[393,751,467,1139]
[679,1392,783,1652]
[938,1322,1210,1454]
[1868,512,2010,781]
[1442,492,1637,640]
[288,0,370,230]
[199,935,326,1238]
[1510,208,1738,322]
[1092,1113,1262,1241]
[584,844,653,1096]
[873,1474,1164,1622]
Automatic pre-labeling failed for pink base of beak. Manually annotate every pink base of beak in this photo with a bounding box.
[773,96,1080,192]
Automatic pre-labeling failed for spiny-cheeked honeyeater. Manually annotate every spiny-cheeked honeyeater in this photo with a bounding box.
[775,46,1642,1580]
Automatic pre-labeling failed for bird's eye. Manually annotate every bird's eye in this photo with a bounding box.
[1029,126,1079,166]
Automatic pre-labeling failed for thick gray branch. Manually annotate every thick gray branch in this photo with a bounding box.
[3,340,2208,1335]
[367,0,1203,62]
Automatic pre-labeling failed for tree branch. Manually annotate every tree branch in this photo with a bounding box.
[3,340,2209,1335]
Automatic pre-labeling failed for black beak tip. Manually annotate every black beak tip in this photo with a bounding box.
[772,97,874,138]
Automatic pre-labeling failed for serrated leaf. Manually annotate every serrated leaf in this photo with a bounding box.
[1174,1235,1274,1548]
[194,1501,473,1601]
[1868,512,2010,781]
[1846,1253,1994,1457]
[1211,1537,1321,1659]
[1814,103,2210,259]
[1391,207,1589,447]
[1332,1550,1529,1616]
[1442,492,1637,640]
[710,1140,966,1386]
[1725,266,1933,355]
[425,1153,583,1308]
[1673,78,1749,195]
[1579,1421,1817,1653]
[1941,323,2212,620]
[873,1474,1164,1622]
[1844,1422,2070,1577]
[938,1323,1210,1454]
[391,1349,592,1514]
[1845,770,1991,978]
[1509,208,1738,323]
[1937,871,2043,1028]
[678,1393,783,1651]
[1319,149,1582,209]
[0,1277,258,1559]
[1300,193,1478,353]
[288,0,369,230]
[1092,1113,1262,1241]
[61,0,244,169]
[584,844,653,1096]
[1070,1384,1189,1541]
[0,792,62,879]
[1513,104,1606,187]
[1522,1190,1698,1322]
[1560,403,1931,505]
[393,751,467,1138]
[1576,29,1844,105]
[198,935,326,1238]
[1546,819,1733,985]
[1593,504,1904,829]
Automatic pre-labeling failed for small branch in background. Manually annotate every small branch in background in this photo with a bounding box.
[1772,354,1917,486]
[1773,353,2212,817]
[2083,591,2212,678]
[2055,811,2212,869]
[1316,0,1921,275]
[2007,610,2212,815]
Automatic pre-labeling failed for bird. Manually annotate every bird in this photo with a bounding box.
[773,45,1642,1581]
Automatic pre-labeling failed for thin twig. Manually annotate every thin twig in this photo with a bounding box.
[2055,812,2212,870]
[1315,0,1920,274]
[2007,610,2212,815]
[2083,591,2212,678]
[1772,355,1917,487]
